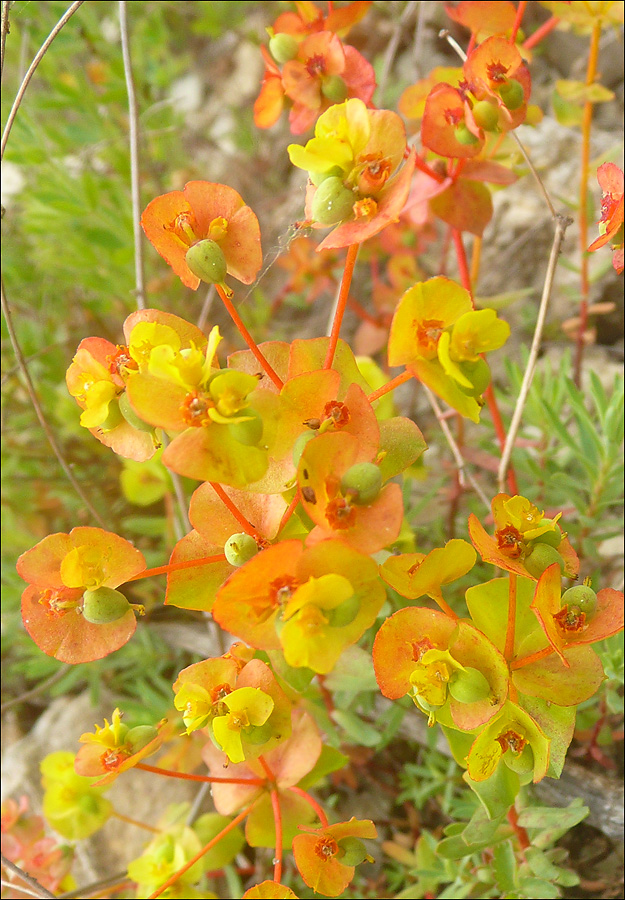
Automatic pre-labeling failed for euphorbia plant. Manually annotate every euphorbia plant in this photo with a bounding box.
[5,3,624,899]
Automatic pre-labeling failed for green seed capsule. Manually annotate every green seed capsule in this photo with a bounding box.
[448,667,491,704]
[454,123,480,146]
[118,391,155,433]
[337,837,369,866]
[269,32,299,64]
[309,166,343,187]
[498,79,524,111]
[310,177,355,226]
[224,532,259,567]
[326,594,360,628]
[523,543,565,579]
[125,725,158,753]
[530,530,562,549]
[321,74,348,103]
[229,409,263,446]
[560,584,598,617]
[82,587,132,624]
[185,240,228,284]
[340,462,382,506]
[504,743,534,775]
[471,99,499,131]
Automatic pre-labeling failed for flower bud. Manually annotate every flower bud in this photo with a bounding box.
[269,32,299,64]
[82,587,131,624]
[118,391,155,433]
[293,431,316,467]
[185,240,228,284]
[224,532,258,567]
[523,544,564,579]
[125,725,158,753]
[340,462,382,506]
[326,594,360,628]
[448,667,491,704]
[471,99,499,131]
[321,74,348,103]
[337,836,370,866]
[229,409,263,446]
[310,177,355,226]
[498,79,524,111]
[561,584,597,618]
[454,123,480,146]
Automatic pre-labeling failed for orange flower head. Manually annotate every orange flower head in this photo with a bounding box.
[141,182,262,290]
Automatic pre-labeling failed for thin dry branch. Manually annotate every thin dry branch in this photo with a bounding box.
[1,277,107,528]
[1,0,84,158]
[0,855,57,900]
[119,0,145,309]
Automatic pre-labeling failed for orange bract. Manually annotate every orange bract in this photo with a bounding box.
[140,181,262,289]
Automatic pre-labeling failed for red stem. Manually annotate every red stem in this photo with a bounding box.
[126,553,226,582]
[136,762,264,786]
[288,785,329,828]
[317,674,335,716]
[149,801,257,899]
[507,805,530,851]
[523,15,560,51]
[367,369,415,404]
[210,481,261,539]
[510,645,554,670]
[278,490,301,535]
[216,283,283,390]
[452,228,472,296]
[270,788,284,883]
[510,1,527,43]
[504,573,517,661]
[414,153,447,183]
[324,243,359,369]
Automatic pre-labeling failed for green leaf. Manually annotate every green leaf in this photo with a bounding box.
[525,847,579,886]
[516,801,588,833]
[462,764,520,819]
[331,709,381,746]
[493,840,517,894]
[297,745,349,789]
[518,876,561,898]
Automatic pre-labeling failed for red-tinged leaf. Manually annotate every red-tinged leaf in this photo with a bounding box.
[558,535,579,578]
[202,743,264,816]
[21,584,136,664]
[254,75,285,130]
[293,819,376,897]
[380,539,476,602]
[125,372,187,432]
[447,622,509,730]
[373,607,457,699]
[228,341,290,387]
[377,417,427,482]
[460,159,518,185]
[247,790,317,850]
[422,84,483,159]
[465,576,541,657]
[324,0,372,35]
[243,881,299,899]
[317,150,416,250]
[123,309,208,350]
[165,530,232,612]
[141,192,199,289]
[162,424,268,487]
[430,179,493,237]
[288,338,370,394]
[468,513,530,577]
[213,541,304,649]
[512,644,605,706]
[257,709,322,788]
[272,368,341,461]
[445,1,518,39]
[399,67,463,120]
[92,418,156,462]
[518,693,576,780]
[190,482,287,543]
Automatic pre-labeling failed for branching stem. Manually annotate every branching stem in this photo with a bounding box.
[215,284,283,389]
